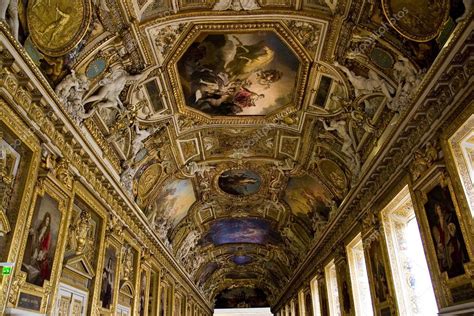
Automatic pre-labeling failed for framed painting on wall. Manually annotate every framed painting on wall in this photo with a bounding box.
[21,193,63,286]
[0,103,41,312]
[10,177,70,314]
[100,243,120,311]
[414,167,474,305]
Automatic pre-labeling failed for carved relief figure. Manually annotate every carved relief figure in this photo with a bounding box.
[55,70,90,123]
[213,0,261,11]
[122,245,134,281]
[334,61,394,100]
[74,209,91,255]
[82,66,152,118]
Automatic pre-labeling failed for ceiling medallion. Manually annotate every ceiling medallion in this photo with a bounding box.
[27,0,92,56]
[166,22,311,124]
[381,0,449,42]
[217,169,262,196]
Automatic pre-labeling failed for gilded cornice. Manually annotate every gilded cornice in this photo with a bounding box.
[273,19,474,310]
[0,24,212,312]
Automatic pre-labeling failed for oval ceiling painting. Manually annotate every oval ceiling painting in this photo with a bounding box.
[381,0,449,41]
[218,169,262,196]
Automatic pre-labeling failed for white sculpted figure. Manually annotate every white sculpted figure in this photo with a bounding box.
[0,0,19,40]
[55,70,90,123]
[120,163,137,196]
[457,0,472,22]
[213,0,260,11]
[176,230,200,263]
[321,118,354,158]
[147,205,172,249]
[335,61,394,100]
[131,124,152,158]
[389,55,422,114]
[82,66,152,118]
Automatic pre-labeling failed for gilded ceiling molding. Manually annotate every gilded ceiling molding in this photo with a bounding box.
[272,20,474,310]
[0,26,213,313]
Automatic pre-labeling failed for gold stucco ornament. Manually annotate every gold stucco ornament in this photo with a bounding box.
[381,0,449,42]
[27,0,92,57]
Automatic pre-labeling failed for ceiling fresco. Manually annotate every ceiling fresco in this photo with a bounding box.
[177,31,300,116]
[217,169,262,196]
[215,287,269,308]
[17,0,469,308]
[202,218,283,246]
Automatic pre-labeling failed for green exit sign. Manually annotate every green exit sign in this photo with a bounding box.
[2,266,12,275]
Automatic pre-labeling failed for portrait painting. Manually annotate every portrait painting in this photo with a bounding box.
[368,240,389,303]
[284,175,333,219]
[424,184,469,278]
[218,169,262,196]
[202,218,282,246]
[139,270,147,316]
[100,245,117,309]
[177,31,300,116]
[22,193,62,287]
[147,178,196,228]
[215,287,268,308]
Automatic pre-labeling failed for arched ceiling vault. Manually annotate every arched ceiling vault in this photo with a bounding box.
[22,0,468,308]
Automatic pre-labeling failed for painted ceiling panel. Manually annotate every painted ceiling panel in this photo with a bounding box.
[26,0,465,308]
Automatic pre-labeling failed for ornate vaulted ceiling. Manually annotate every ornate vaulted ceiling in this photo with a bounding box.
[13,0,469,308]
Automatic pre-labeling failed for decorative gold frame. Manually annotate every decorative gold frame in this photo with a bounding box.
[27,0,93,57]
[441,101,474,239]
[97,236,122,315]
[0,98,41,313]
[362,220,398,315]
[69,181,108,316]
[412,165,474,306]
[8,176,72,314]
[165,21,312,126]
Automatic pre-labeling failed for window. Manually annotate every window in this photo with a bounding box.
[381,186,438,316]
[346,234,374,316]
[325,260,341,316]
[310,277,321,316]
[448,114,474,216]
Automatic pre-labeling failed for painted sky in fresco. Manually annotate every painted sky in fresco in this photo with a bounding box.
[284,175,332,217]
[152,178,196,227]
[178,31,299,116]
[203,218,282,246]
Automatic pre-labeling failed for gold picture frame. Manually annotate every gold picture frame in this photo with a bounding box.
[60,181,108,316]
[97,237,122,315]
[412,165,474,306]
[0,98,41,312]
[10,177,71,314]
